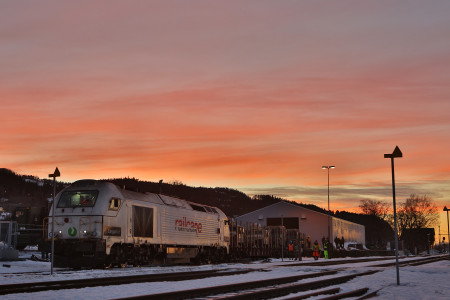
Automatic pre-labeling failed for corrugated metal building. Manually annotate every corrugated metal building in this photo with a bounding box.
[235,201,365,247]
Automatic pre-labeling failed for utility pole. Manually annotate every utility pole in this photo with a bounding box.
[48,167,60,275]
[384,146,402,286]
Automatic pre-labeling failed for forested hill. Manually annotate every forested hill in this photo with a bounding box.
[0,168,65,213]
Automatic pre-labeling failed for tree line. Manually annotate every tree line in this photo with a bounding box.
[359,195,439,244]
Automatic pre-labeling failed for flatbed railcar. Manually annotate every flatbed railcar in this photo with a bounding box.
[40,180,230,268]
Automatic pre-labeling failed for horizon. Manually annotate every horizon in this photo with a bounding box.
[1,1,449,237]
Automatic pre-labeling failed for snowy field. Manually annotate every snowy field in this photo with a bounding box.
[1,250,449,300]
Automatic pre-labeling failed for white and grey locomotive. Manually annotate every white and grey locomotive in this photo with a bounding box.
[43,180,230,268]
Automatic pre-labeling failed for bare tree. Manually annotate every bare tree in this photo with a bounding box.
[359,199,390,220]
[397,194,439,236]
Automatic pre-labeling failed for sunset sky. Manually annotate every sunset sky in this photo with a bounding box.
[1,1,449,235]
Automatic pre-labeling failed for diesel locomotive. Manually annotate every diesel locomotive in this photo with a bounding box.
[41,180,230,268]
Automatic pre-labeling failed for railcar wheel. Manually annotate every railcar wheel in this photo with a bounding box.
[134,254,141,267]
[133,248,142,267]
[119,244,128,268]
[103,256,112,269]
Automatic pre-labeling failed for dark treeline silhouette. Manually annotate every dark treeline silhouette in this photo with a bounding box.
[0,168,66,214]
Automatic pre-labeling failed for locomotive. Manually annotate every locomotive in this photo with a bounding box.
[40,180,230,268]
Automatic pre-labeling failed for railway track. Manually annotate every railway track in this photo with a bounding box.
[274,254,438,267]
[0,268,254,295]
[114,269,377,300]
[113,255,447,300]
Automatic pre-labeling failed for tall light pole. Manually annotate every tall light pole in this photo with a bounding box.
[48,167,60,275]
[384,146,402,286]
[281,214,284,262]
[322,165,335,244]
[444,206,450,258]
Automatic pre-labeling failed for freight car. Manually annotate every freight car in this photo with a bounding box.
[40,180,230,268]
[13,206,46,250]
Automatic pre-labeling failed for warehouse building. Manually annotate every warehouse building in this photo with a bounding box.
[235,201,365,248]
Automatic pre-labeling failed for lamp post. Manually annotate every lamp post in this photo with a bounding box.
[322,166,335,244]
[48,167,60,275]
[281,214,284,262]
[444,206,450,257]
[384,146,402,285]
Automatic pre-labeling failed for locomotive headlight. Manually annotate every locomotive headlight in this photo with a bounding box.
[82,230,97,237]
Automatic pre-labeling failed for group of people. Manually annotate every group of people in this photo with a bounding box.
[286,239,330,260]
[334,236,345,250]
[287,241,302,260]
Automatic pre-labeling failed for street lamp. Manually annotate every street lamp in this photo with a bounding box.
[322,165,335,244]
[281,214,284,262]
[444,206,450,257]
[384,146,402,286]
[48,167,60,275]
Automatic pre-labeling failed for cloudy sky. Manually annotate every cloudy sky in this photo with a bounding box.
[1,1,450,230]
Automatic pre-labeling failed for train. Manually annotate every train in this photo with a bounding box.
[40,180,230,268]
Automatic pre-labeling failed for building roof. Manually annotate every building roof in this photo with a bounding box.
[237,200,364,226]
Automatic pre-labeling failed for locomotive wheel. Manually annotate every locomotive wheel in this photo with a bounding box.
[119,245,128,268]
[133,249,142,267]
[119,260,128,268]
[103,262,112,269]
[103,255,112,269]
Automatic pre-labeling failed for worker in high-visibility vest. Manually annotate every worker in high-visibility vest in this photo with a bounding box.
[312,240,320,260]
[288,241,294,260]
[323,241,329,259]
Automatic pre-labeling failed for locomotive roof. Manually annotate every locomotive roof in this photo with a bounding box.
[69,180,222,214]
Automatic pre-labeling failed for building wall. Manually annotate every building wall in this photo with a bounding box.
[332,217,365,245]
[236,202,365,247]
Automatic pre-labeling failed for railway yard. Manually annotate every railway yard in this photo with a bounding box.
[1,251,449,300]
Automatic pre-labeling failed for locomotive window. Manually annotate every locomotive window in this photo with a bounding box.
[57,191,99,208]
[191,204,206,212]
[203,206,218,214]
[133,206,153,238]
[108,198,121,211]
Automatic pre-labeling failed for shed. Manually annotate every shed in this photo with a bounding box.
[235,201,365,248]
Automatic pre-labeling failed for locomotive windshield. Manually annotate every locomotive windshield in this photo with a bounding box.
[57,190,99,208]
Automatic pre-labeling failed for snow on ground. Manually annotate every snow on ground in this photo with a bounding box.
[1,250,449,300]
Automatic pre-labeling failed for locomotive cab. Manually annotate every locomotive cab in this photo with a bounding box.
[43,180,114,267]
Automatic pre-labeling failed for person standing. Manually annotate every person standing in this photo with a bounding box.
[312,240,320,260]
[323,241,329,259]
[288,241,294,260]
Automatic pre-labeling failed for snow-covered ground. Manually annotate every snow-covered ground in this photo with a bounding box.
[1,250,449,300]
